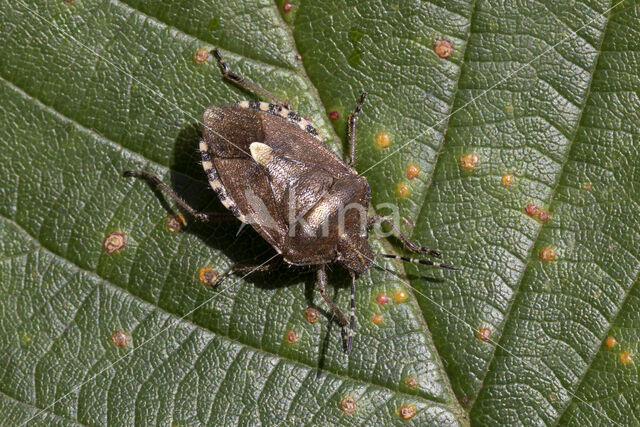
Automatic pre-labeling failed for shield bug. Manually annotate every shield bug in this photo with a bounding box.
[124,49,457,354]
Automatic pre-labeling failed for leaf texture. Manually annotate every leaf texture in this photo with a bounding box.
[0,0,638,425]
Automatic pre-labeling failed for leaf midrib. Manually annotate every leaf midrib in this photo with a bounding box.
[271,0,468,413]
[281,1,480,414]
[555,278,640,426]
[437,0,614,413]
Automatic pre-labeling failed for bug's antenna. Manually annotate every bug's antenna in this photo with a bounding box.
[378,254,459,270]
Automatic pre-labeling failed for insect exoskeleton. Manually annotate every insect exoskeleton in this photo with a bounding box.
[124,48,457,354]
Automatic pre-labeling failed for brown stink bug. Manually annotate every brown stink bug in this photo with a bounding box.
[124,49,457,354]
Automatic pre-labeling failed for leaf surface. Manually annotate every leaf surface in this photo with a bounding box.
[0,0,638,425]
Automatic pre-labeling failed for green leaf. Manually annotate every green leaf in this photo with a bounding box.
[0,0,638,425]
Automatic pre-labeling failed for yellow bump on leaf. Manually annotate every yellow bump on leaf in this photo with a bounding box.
[459,153,478,170]
[619,350,633,365]
[396,183,410,198]
[501,174,513,187]
[393,290,408,303]
[376,132,390,148]
[21,331,31,344]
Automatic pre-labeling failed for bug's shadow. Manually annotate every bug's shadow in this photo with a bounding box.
[165,122,310,290]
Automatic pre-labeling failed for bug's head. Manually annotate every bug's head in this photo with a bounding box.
[336,232,374,274]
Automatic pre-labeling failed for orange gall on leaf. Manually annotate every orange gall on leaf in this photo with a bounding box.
[605,336,617,348]
[193,48,209,64]
[199,267,219,287]
[376,293,390,305]
[406,163,420,179]
[103,232,126,254]
[396,183,410,198]
[404,376,418,389]
[340,396,356,414]
[524,204,539,217]
[398,404,417,420]
[539,247,556,261]
[375,132,390,148]
[371,313,383,325]
[285,330,298,344]
[476,327,492,342]
[393,290,408,303]
[537,209,550,222]
[166,214,185,232]
[304,307,319,323]
[433,39,453,59]
[459,153,478,171]
[111,330,130,348]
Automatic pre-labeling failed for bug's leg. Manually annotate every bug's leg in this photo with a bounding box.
[379,254,459,270]
[343,271,356,354]
[368,214,441,257]
[317,265,352,352]
[212,48,290,109]
[348,92,367,167]
[124,170,236,222]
